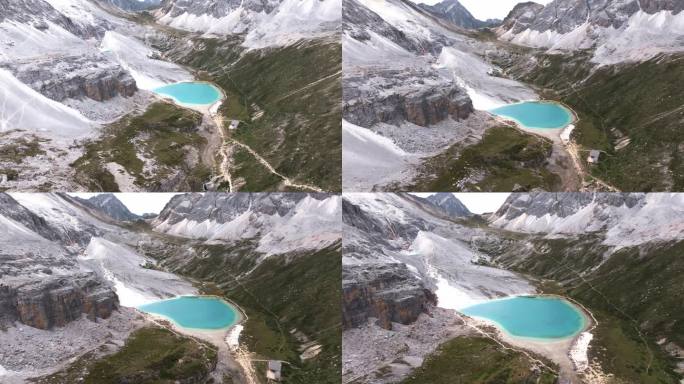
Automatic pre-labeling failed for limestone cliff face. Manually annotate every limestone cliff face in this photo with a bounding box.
[344,82,473,128]
[1,274,118,330]
[6,56,138,103]
[342,264,437,330]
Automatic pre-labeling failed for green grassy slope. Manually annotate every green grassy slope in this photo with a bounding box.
[169,37,342,192]
[34,327,218,384]
[400,336,557,384]
[409,126,560,191]
[72,102,209,191]
[504,52,684,191]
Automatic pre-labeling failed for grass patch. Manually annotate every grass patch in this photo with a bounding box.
[0,135,46,163]
[34,327,217,384]
[410,126,560,191]
[72,102,206,191]
[231,145,285,191]
[401,336,557,384]
[169,37,341,191]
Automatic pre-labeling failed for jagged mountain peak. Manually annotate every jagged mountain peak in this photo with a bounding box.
[74,193,141,222]
[425,193,472,218]
[499,1,545,32]
[419,0,500,29]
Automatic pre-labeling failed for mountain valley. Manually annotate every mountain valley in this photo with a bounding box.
[342,192,684,383]
[342,0,683,192]
[0,192,342,383]
[0,0,341,192]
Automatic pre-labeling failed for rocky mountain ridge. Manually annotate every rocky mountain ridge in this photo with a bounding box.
[496,0,684,64]
[426,192,472,218]
[419,0,500,29]
[153,193,342,255]
[73,193,141,222]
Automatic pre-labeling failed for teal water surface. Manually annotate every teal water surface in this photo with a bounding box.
[461,296,585,339]
[153,82,221,105]
[138,296,238,330]
[489,101,573,129]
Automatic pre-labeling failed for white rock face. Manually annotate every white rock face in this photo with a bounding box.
[0,68,93,138]
[83,237,197,307]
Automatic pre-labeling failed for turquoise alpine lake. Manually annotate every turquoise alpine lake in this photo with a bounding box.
[152,82,221,105]
[460,296,586,339]
[489,101,573,129]
[138,296,238,330]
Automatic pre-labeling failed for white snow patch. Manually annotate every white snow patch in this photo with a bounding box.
[84,237,196,307]
[225,324,244,351]
[569,331,593,372]
[100,31,193,90]
[0,68,93,138]
[435,47,536,110]
[433,274,484,310]
[342,120,415,190]
[343,30,414,66]
[406,231,534,309]
[560,124,575,144]
[0,364,7,376]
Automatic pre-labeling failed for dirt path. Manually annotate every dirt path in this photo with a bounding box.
[207,103,323,192]
[212,113,235,192]
[228,138,324,192]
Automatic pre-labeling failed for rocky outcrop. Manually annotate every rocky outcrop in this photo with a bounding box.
[342,264,437,330]
[156,193,328,227]
[7,56,137,102]
[344,76,473,127]
[499,1,545,34]
[1,274,118,330]
[0,0,102,38]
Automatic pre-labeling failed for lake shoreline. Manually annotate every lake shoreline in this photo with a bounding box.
[460,293,594,380]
